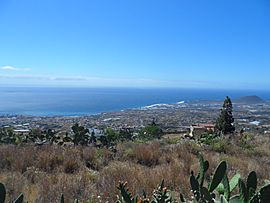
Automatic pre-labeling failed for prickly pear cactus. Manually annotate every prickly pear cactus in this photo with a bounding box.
[0,183,6,203]
[12,193,24,203]
[186,154,227,203]
[152,180,172,203]
[116,181,138,203]
[238,171,270,203]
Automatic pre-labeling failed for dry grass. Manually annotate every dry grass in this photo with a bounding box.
[0,134,269,202]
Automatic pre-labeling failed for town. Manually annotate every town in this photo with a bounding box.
[1,96,270,141]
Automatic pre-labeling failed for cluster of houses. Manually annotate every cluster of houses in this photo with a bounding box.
[2,123,30,133]
[2,119,270,143]
[188,123,215,138]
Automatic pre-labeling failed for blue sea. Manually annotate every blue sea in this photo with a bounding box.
[0,87,270,116]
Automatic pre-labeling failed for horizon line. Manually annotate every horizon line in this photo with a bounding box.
[0,84,270,92]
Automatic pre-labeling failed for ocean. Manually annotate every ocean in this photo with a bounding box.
[0,87,269,116]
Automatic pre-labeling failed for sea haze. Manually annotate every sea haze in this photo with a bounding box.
[0,87,270,116]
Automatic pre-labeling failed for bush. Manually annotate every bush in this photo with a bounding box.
[63,159,80,174]
[199,133,218,145]
[138,122,163,140]
[199,133,230,153]
[134,142,161,167]
[0,136,269,202]
[210,138,230,153]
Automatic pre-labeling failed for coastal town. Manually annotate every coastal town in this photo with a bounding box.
[1,96,270,139]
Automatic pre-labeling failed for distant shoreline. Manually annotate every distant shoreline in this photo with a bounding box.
[0,98,268,118]
[0,87,269,117]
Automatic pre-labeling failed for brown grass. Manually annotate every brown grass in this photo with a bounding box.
[0,134,269,202]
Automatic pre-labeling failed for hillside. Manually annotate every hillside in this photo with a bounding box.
[235,95,265,104]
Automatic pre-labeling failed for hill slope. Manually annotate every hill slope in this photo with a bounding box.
[235,96,264,104]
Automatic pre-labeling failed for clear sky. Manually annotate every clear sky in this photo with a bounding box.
[0,0,270,89]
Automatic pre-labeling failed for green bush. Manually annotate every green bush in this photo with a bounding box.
[211,138,230,153]
[138,122,163,140]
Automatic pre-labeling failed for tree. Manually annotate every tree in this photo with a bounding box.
[118,128,133,141]
[215,96,235,134]
[0,128,16,144]
[28,128,44,142]
[89,130,97,145]
[138,120,163,140]
[105,128,119,144]
[71,123,89,145]
[44,129,62,144]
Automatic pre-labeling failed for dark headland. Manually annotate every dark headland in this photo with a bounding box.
[235,95,265,104]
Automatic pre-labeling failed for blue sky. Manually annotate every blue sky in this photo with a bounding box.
[0,0,270,89]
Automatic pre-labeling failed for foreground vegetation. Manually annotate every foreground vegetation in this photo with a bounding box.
[0,133,269,202]
[1,155,270,203]
[0,98,269,202]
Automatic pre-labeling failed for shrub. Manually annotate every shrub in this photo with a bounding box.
[134,142,161,167]
[63,157,80,174]
[81,147,99,171]
[210,138,230,153]
[138,122,163,140]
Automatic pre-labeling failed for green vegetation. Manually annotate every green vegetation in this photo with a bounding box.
[197,97,237,153]
[0,121,163,147]
[215,96,235,135]
[0,128,17,144]
[113,164,270,203]
[71,123,90,145]
[106,128,119,143]
[138,121,163,140]
[0,183,23,203]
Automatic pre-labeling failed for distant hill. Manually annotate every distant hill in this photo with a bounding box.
[235,96,265,104]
